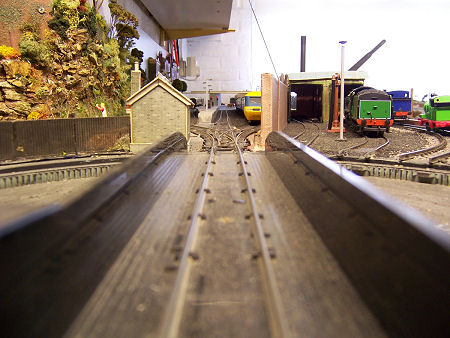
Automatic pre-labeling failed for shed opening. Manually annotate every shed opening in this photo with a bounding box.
[290,84,323,121]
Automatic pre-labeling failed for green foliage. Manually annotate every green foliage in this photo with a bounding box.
[20,22,40,40]
[48,15,70,39]
[51,0,81,29]
[172,79,183,92]
[108,134,130,151]
[172,79,188,92]
[108,1,139,51]
[6,0,136,118]
[103,39,119,57]
[19,18,54,67]
[181,80,187,92]
[95,12,108,39]
[115,24,139,50]
[19,39,51,68]
[130,48,143,63]
[102,39,120,69]
[79,6,98,38]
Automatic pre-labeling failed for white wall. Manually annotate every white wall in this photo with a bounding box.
[91,0,255,101]
[183,0,254,103]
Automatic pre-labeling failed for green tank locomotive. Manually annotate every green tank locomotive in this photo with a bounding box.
[345,86,393,135]
[419,95,450,131]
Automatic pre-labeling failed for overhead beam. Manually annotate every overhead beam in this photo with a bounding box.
[165,29,235,40]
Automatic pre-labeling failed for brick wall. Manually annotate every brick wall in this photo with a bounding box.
[260,73,288,147]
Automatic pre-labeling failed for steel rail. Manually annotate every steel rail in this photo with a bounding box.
[363,135,390,158]
[228,114,291,338]
[159,141,216,338]
[429,151,450,164]
[292,119,306,139]
[337,136,369,156]
[305,122,320,146]
[398,131,447,161]
[0,163,117,189]
[402,124,426,131]
[337,159,450,186]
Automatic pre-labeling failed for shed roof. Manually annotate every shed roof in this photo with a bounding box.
[288,71,367,82]
[126,75,194,107]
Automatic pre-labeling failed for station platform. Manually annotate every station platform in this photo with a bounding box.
[189,107,217,151]
[197,107,217,124]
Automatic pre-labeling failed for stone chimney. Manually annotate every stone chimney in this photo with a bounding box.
[130,61,141,95]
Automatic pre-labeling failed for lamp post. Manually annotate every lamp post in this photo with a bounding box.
[339,40,347,140]
[203,78,213,110]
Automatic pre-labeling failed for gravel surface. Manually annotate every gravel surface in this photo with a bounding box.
[283,122,438,160]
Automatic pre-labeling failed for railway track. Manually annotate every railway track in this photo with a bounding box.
[337,135,369,157]
[191,110,256,151]
[1,127,449,337]
[335,134,391,161]
[160,110,290,337]
[292,119,321,146]
[0,154,129,188]
[399,125,448,163]
[336,159,450,185]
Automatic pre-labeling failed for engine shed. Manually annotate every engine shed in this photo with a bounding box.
[288,71,367,123]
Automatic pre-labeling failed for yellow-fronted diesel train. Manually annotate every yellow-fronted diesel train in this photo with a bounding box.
[235,91,261,123]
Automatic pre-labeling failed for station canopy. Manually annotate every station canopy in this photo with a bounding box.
[141,0,234,39]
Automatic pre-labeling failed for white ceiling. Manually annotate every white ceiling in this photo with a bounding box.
[141,0,233,31]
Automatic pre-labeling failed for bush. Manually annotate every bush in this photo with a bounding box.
[108,1,139,52]
[18,39,51,68]
[0,45,21,59]
[172,79,187,92]
[48,15,70,39]
[172,79,183,92]
[181,80,187,92]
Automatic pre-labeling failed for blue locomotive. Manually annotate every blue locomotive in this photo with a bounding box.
[387,90,412,123]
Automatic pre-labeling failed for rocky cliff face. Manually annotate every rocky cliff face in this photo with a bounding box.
[0,26,130,120]
[0,59,40,120]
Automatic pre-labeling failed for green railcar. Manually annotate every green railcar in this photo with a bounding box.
[419,95,450,130]
[344,87,393,135]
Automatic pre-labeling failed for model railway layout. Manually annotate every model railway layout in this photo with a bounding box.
[1,110,449,337]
